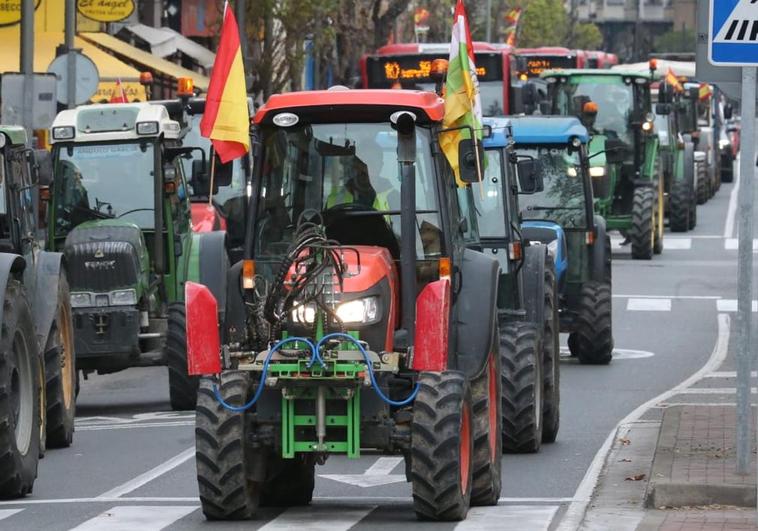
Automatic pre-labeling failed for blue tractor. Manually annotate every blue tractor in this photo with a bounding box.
[480,116,613,366]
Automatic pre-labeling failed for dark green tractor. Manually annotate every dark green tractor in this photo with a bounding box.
[543,69,664,259]
[47,103,228,410]
[0,126,77,498]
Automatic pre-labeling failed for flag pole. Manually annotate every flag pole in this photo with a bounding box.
[208,148,217,207]
[473,132,484,200]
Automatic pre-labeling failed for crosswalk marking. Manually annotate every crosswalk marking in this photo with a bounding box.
[724,238,758,250]
[678,387,757,394]
[259,506,376,531]
[69,506,197,531]
[626,298,671,311]
[364,456,403,475]
[661,238,692,250]
[716,299,758,312]
[454,505,559,531]
[0,509,23,521]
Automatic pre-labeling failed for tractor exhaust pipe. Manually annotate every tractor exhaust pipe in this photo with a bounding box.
[393,111,417,346]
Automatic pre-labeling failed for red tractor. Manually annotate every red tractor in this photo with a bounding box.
[185,89,503,520]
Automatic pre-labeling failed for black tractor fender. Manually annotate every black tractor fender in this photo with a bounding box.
[522,243,546,330]
[453,249,499,379]
[195,230,229,323]
[30,251,65,353]
[222,261,246,344]
[683,140,695,189]
[0,253,27,338]
[591,216,611,283]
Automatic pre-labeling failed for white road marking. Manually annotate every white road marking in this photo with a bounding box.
[96,447,195,499]
[0,509,23,520]
[724,238,758,250]
[69,506,196,531]
[716,299,758,312]
[76,412,194,426]
[559,313,731,531]
[0,498,200,506]
[455,505,559,531]
[612,294,721,300]
[76,421,195,431]
[559,347,654,360]
[626,298,671,311]
[705,371,758,378]
[662,238,692,250]
[364,456,403,475]
[259,506,376,531]
[319,474,406,488]
[677,387,756,394]
[724,154,740,237]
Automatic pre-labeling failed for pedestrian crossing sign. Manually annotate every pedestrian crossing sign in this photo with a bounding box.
[709,0,758,65]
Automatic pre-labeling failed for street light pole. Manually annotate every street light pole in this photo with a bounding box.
[20,0,34,143]
[65,0,77,109]
[486,0,492,43]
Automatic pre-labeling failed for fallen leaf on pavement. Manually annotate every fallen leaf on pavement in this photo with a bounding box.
[619,437,631,446]
[625,474,646,481]
[619,458,632,462]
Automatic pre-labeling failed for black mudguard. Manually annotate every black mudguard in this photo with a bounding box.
[0,253,26,337]
[30,251,64,353]
[196,230,229,322]
[222,261,246,344]
[683,141,695,189]
[522,244,546,329]
[453,249,499,379]
[591,216,611,284]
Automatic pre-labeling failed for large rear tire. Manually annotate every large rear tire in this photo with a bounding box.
[166,304,198,411]
[0,281,41,498]
[721,153,734,183]
[500,323,543,453]
[630,187,655,260]
[541,267,560,444]
[470,332,502,506]
[568,281,614,365]
[411,371,473,521]
[196,373,260,520]
[696,161,708,204]
[44,273,76,448]
[669,180,691,233]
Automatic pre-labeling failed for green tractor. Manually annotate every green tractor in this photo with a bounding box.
[0,126,77,497]
[47,103,228,410]
[654,80,698,232]
[542,69,664,259]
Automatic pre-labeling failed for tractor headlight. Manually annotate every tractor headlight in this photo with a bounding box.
[719,139,730,149]
[110,289,137,306]
[136,121,159,135]
[52,126,75,140]
[546,239,559,260]
[589,166,606,178]
[567,167,578,177]
[70,292,92,308]
[336,297,379,324]
[291,303,316,324]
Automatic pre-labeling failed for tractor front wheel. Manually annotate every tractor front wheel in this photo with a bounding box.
[411,371,473,521]
[669,180,691,233]
[44,273,76,448]
[166,304,198,410]
[568,281,614,365]
[196,373,261,520]
[541,267,560,444]
[500,323,543,453]
[696,161,709,204]
[630,187,655,260]
[0,281,41,498]
[721,153,734,183]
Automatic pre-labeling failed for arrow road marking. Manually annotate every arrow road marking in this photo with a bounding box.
[320,456,406,487]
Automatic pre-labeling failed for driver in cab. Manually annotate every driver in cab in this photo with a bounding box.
[325,159,390,211]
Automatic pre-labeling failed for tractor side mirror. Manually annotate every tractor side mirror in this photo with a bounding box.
[522,82,538,109]
[214,156,234,188]
[539,102,552,115]
[688,86,699,101]
[656,103,671,115]
[658,83,674,104]
[33,149,53,186]
[191,159,210,196]
[724,103,734,120]
[605,139,629,164]
[516,158,543,194]
[457,138,485,184]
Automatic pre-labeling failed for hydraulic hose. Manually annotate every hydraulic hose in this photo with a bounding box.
[317,333,420,407]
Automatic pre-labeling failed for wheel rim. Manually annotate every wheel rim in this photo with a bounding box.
[11,331,33,454]
[487,353,498,459]
[459,404,471,495]
[58,300,75,409]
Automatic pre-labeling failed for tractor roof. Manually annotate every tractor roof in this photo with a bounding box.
[481,117,514,148]
[541,68,652,80]
[0,125,28,147]
[253,89,445,125]
[509,116,589,145]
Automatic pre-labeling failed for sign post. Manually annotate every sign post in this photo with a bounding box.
[706,0,757,483]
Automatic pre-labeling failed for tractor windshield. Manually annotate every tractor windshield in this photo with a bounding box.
[53,141,155,236]
[552,76,636,144]
[471,149,512,239]
[516,145,589,230]
[253,122,442,277]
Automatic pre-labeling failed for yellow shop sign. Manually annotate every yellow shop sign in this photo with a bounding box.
[0,0,41,27]
[77,0,135,23]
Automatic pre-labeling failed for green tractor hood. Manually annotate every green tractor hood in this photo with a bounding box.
[62,219,150,300]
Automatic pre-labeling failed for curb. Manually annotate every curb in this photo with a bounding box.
[645,405,757,509]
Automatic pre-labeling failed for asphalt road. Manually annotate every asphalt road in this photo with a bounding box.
[0,161,747,530]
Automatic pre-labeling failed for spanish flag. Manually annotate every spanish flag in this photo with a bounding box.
[699,83,713,101]
[665,68,684,93]
[200,2,249,163]
[109,79,128,103]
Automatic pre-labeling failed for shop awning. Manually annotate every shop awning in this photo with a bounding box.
[122,24,215,70]
[80,31,210,91]
[0,27,147,102]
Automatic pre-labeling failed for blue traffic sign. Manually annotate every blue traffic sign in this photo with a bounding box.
[709,0,758,65]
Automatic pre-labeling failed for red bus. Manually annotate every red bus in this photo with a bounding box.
[360,42,515,115]
[585,51,619,69]
[510,47,588,82]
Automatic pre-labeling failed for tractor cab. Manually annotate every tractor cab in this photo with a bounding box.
[185,89,505,521]
[543,69,664,260]
[48,102,228,410]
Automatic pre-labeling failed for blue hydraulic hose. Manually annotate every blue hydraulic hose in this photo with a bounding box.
[317,333,420,407]
[213,336,316,412]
